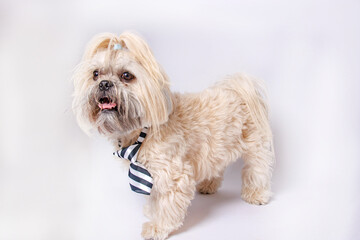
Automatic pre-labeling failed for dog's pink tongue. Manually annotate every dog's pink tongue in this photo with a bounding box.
[99,102,117,110]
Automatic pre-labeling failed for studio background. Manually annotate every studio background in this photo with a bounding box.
[0,0,359,239]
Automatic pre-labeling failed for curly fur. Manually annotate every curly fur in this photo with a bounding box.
[72,31,274,240]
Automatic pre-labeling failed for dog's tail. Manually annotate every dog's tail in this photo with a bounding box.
[216,73,273,143]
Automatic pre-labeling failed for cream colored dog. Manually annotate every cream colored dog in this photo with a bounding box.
[72,32,274,240]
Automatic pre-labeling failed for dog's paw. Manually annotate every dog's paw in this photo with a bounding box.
[197,183,217,194]
[141,222,169,240]
[196,178,222,194]
[241,187,271,205]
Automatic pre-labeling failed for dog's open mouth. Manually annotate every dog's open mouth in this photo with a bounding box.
[98,97,117,111]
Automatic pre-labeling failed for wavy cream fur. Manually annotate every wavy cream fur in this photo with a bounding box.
[72,32,274,240]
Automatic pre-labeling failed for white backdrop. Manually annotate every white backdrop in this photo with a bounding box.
[0,0,359,240]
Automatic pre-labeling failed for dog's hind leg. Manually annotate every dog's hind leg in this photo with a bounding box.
[221,74,274,205]
[240,121,274,205]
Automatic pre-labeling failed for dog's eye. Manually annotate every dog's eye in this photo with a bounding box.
[93,70,99,81]
[121,72,134,81]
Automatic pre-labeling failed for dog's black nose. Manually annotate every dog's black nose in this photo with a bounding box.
[99,80,113,91]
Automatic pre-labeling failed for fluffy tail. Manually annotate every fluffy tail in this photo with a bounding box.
[217,73,273,142]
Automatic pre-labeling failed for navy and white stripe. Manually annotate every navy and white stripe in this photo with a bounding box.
[113,128,153,195]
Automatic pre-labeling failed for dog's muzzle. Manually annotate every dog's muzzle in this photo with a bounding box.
[97,80,117,110]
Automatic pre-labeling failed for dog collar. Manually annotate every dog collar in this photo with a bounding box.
[113,127,153,195]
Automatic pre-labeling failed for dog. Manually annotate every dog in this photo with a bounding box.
[72,32,274,240]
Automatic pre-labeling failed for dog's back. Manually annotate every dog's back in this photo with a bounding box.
[167,74,274,187]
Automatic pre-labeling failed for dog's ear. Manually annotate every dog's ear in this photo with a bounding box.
[119,32,173,132]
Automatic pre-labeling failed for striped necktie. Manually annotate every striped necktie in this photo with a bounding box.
[113,128,153,195]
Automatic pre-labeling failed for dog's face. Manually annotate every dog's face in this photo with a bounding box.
[72,32,173,136]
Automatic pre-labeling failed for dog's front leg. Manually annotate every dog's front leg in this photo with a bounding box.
[141,167,195,240]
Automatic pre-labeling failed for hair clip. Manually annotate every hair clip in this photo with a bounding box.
[113,44,122,50]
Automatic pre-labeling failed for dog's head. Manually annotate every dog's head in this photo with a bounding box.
[72,32,173,136]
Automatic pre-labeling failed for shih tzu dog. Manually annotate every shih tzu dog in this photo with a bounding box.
[72,32,274,240]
